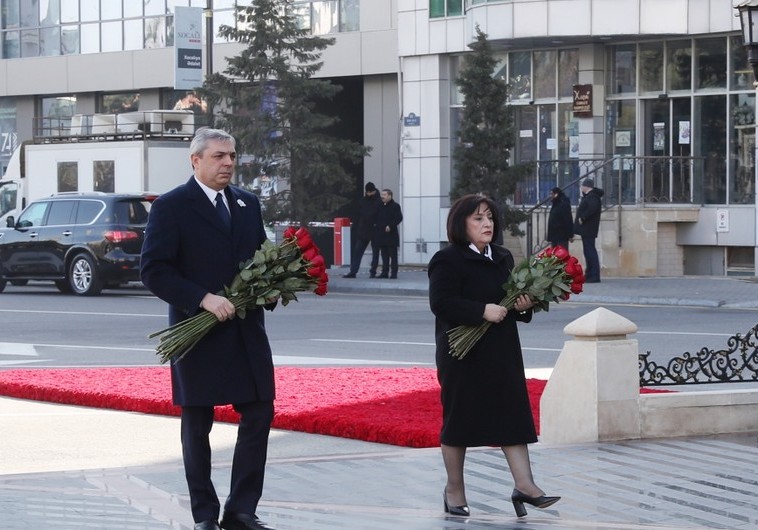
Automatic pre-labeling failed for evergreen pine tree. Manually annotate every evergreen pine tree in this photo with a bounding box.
[199,0,370,226]
[452,27,528,233]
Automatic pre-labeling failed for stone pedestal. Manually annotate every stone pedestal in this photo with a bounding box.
[540,307,640,444]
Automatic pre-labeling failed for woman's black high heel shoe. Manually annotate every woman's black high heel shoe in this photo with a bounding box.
[443,489,470,516]
[510,488,560,517]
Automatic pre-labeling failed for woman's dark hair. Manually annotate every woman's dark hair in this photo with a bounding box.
[447,194,501,246]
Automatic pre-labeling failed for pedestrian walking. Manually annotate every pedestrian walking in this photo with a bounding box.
[428,194,560,518]
[342,181,381,278]
[140,127,276,530]
[574,178,603,283]
[373,188,403,279]
[546,186,573,250]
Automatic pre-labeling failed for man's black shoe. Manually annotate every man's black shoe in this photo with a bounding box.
[342,273,356,278]
[585,278,601,283]
[220,512,274,530]
[194,521,221,530]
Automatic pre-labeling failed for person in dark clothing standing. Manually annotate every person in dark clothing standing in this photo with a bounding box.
[546,187,573,250]
[574,178,604,283]
[373,188,403,279]
[343,181,381,278]
[141,128,275,530]
[428,194,559,518]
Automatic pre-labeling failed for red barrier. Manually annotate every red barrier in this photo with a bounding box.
[333,217,351,266]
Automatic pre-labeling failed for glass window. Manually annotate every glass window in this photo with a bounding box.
[312,1,338,34]
[731,36,752,91]
[447,0,463,16]
[40,95,76,137]
[145,0,166,16]
[101,20,122,52]
[20,1,38,28]
[3,32,21,58]
[558,49,577,98]
[101,1,121,20]
[81,0,99,22]
[40,0,61,25]
[430,0,445,18]
[695,95,726,204]
[101,93,140,114]
[61,1,79,23]
[608,44,636,95]
[76,200,103,224]
[215,0,235,8]
[695,37,726,90]
[639,42,663,93]
[730,93,755,204]
[47,200,76,226]
[94,161,115,192]
[510,51,531,101]
[341,0,360,31]
[292,4,310,31]
[20,29,40,57]
[2,1,20,29]
[124,0,144,18]
[61,24,79,54]
[57,162,78,192]
[19,201,50,228]
[533,50,556,99]
[80,23,99,54]
[145,17,167,48]
[167,0,192,10]
[667,40,691,92]
[40,26,60,55]
[124,19,143,50]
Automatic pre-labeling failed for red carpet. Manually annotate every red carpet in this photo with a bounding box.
[0,367,664,448]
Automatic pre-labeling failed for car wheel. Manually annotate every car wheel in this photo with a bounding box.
[10,279,28,286]
[68,254,103,296]
[55,280,72,293]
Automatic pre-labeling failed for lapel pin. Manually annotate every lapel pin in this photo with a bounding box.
[237,199,246,207]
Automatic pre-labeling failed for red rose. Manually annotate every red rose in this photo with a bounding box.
[314,272,329,295]
[552,246,569,261]
[560,292,571,300]
[283,227,297,240]
[307,254,325,269]
[302,246,320,262]
[295,227,314,250]
[564,261,580,277]
[538,246,554,258]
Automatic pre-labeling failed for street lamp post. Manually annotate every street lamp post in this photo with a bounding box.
[736,0,758,275]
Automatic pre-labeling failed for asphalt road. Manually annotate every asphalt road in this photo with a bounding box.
[1,280,758,372]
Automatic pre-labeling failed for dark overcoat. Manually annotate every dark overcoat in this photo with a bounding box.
[140,177,274,407]
[547,193,573,244]
[374,199,403,247]
[428,243,537,447]
[574,187,604,238]
[355,193,381,240]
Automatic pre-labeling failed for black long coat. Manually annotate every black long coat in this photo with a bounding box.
[141,177,274,407]
[428,244,537,447]
[374,199,403,247]
[574,187,604,238]
[547,193,573,244]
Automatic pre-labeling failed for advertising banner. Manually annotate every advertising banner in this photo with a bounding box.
[174,6,203,90]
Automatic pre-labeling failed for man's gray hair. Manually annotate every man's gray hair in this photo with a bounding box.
[190,127,236,157]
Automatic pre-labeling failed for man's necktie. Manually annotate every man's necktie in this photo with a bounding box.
[215,192,231,229]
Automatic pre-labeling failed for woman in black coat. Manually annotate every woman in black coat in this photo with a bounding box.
[428,194,560,518]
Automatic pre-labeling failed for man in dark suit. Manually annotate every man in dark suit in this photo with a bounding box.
[141,128,275,530]
[342,181,381,278]
[373,188,403,279]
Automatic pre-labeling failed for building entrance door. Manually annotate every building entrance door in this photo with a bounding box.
[641,98,691,202]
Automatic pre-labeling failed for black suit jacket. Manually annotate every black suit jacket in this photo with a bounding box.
[141,177,274,406]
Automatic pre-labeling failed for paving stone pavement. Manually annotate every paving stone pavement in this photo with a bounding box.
[2,272,758,529]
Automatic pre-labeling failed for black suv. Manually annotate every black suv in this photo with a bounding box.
[0,192,153,296]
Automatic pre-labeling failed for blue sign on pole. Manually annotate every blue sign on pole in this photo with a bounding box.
[403,113,421,127]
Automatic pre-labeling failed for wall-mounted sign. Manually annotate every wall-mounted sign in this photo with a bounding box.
[716,209,729,232]
[572,84,592,117]
[403,113,421,127]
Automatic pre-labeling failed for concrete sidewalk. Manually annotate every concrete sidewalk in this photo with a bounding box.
[2,272,758,529]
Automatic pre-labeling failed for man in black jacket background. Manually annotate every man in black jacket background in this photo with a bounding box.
[373,188,403,279]
[546,187,573,250]
[574,178,604,283]
[343,181,381,278]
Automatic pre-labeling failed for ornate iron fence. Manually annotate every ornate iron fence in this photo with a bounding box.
[639,323,758,386]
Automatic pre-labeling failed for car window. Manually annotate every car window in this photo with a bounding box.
[17,201,49,228]
[46,200,77,226]
[75,200,105,224]
[113,199,151,225]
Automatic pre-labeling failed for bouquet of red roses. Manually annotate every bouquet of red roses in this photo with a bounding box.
[447,245,585,360]
[149,226,328,364]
